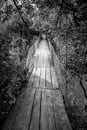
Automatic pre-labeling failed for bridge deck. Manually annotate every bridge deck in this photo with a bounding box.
[3,40,72,130]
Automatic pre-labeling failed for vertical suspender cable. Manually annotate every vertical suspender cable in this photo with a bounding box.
[65,17,68,99]
[59,23,60,62]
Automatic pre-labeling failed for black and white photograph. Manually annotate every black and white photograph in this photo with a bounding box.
[0,0,87,130]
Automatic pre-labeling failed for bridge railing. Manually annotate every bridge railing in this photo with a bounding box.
[48,40,66,97]
[25,38,40,71]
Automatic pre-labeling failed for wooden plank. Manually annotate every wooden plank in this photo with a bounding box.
[29,90,41,130]
[2,87,35,130]
[44,54,50,68]
[52,90,72,130]
[35,47,44,68]
[43,57,45,68]
[36,56,41,68]
[45,68,52,89]
[40,89,55,130]
[35,68,41,78]
[34,48,41,68]
[30,68,37,80]
[46,68,51,82]
[10,89,36,130]
[50,67,59,89]
[47,50,51,68]
[28,67,37,88]
[33,56,39,68]
[31,52,39,68]
[40,55,44,68]
[39,68,45,89]
[46,59,50,68]
[44,56,46,68]
[28,55,38,73]
[33,68,41,88]
[2,89,27,130]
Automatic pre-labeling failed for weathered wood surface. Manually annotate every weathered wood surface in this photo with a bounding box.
[2,40,72,130]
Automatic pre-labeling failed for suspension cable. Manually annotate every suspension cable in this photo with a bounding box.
[12,0,29,33]
[66,16,68,99]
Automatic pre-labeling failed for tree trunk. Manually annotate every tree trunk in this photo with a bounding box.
[80,76,87,100]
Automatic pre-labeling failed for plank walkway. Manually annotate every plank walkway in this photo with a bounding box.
[2,40,72,130]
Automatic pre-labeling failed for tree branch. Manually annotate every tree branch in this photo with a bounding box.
[13,0,29,31]
[56,0,64,28]
[12,0,40,36]
[55,0,80,27]
[73,13,80,27]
